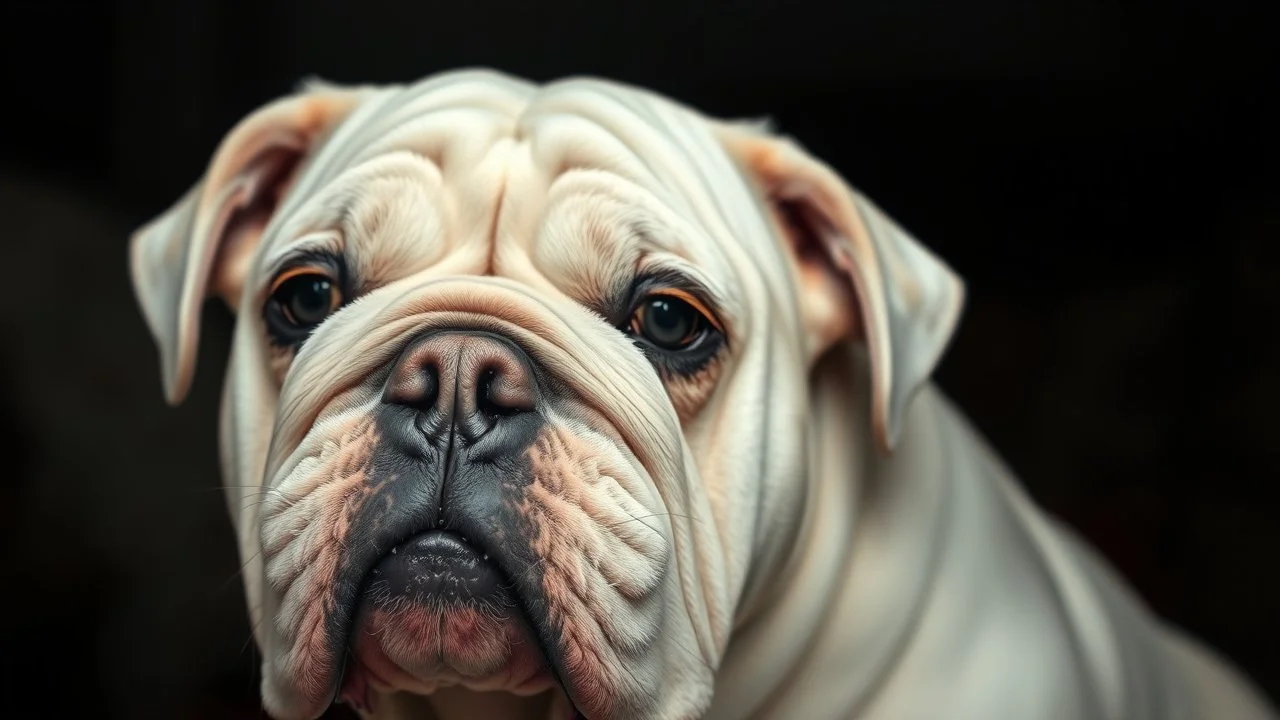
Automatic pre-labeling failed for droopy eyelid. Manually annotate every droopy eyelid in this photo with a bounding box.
[260,231,344,283]
[269,264,339,295]
[263,249,348,299]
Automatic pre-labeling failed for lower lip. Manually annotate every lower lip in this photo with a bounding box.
[339,530,591,715]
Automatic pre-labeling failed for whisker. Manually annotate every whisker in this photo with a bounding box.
[191,484,289,492]
[668,633,714,672]
[241,613,265,658]
[603,510,697,533]
[239,495,295,514]
[240,488,302,514]
[213,547,265,599]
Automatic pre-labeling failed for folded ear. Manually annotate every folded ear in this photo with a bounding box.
[129,82,369,406]
[715,122,965,453]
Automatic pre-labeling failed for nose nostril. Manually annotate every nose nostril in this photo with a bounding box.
[478,368,528,418]
[423,368,440,408]
[385,362,441,410]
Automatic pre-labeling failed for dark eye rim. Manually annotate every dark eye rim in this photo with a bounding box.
[262,251,349,348]
[621,272,727,376]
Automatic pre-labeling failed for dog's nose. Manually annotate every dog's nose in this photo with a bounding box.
[384,331,537,441]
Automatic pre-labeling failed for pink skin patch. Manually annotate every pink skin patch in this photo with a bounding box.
[267,404,666,717]
[342,600,556,702]
[261,412,385,704]
[515,424,670,718]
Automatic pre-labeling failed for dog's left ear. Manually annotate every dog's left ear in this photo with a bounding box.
[715,122,965,453]
[129,81,371,406]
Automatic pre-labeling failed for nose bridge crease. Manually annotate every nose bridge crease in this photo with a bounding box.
[448,342,465,425]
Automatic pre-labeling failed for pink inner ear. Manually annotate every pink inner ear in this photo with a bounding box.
[770,196,865,348]
[210,145,306,309]
[776,198,827,265]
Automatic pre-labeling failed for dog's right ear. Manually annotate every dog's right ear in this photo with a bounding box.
[714,121,965,454]
[129,82,370,406]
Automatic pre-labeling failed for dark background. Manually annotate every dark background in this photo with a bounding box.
[2,1,1276,717]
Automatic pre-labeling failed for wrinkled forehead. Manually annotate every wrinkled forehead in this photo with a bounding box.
[253,71,775,294]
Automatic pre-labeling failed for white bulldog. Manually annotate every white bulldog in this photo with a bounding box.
[129,69,1276,720]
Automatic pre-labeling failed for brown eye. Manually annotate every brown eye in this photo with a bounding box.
[269,268,342,330]
[629,291,713,351]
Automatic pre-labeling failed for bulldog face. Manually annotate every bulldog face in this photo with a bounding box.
[130,70,962,720]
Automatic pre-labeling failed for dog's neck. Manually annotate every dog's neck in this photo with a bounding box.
[705,345,955,719]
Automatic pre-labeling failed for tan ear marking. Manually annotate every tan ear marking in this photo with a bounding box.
[128,84,372,405]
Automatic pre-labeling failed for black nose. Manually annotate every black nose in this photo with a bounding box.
[383,331,538,442]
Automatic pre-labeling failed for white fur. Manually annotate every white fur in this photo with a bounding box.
[130,69,1276,720]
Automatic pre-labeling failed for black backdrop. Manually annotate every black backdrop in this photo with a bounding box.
[2,1,1276,717]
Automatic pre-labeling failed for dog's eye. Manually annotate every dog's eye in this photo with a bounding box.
[628,292,712,351]
[265,266,344,345]
[273,270,341,327]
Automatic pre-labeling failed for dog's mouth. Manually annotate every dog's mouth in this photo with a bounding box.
[332,531,590,719]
